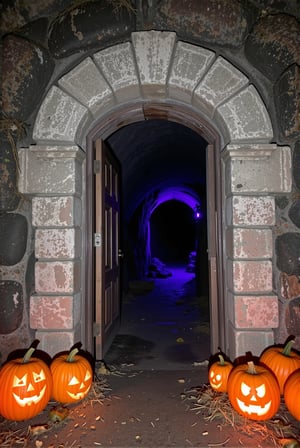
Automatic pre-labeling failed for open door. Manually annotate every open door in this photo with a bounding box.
[94,139,121,360]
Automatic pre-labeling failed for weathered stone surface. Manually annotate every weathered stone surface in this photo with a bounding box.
[275,195,289,210]
[58,56,114,116]
[15,17,50,47]
[1,0,74,36]
[275,64,300,142]
[152,0,256,48]
[0,132,21,212]
[0,281,23,335]
[228,294,278,329]
[48,1,135,58]
[25,252,36,298]
[226,228,272,259]
[33,86,88,143]
[35,228,81,259]
[289,200,300,228]
[132,31,176,97]
[280,273,300,300]
[2,34,54,120]
[245,14,300,82]
[227,196,275,226]
[32,196,82,227]
[286,298,300,336]
[293,141,300,189]
[217,85,273,142]
[0,213,28,266]
[30,294,81,330]
[228,322,274,359]
[276,232,300,276]
[35,261,80,293]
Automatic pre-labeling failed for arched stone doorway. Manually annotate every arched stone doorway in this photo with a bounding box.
[19,31,291,360]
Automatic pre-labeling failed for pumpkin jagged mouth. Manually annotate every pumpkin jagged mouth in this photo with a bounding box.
[211,382,222,389]
[13,385,46,407]
[67,387,90,400]
[236,398,271,415]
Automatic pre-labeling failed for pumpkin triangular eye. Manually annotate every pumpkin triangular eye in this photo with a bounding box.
[68,376,80,386]
[33,369,46,383]
[13,373,27,387]
[256,384,266,398]
[241,382,251,396]
[84,370,92,382]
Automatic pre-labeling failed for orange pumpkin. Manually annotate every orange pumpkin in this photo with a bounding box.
[227,361,280,421]
[283,368,300,421]
[208,354,233,393]
[0,347,52,421]
[50,348,93,404]
[260,339,300,394]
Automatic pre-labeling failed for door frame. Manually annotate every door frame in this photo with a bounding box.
[85,101,224,357]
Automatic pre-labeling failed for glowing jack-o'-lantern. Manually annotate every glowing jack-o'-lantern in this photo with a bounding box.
[227,361,280,421]
[0,347,52,421]
[50,348,93,404]
[283,368,300,421]
[208,354,233,393]
[260,338,300,395]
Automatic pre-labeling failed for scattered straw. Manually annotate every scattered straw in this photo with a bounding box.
[185,384,300,448]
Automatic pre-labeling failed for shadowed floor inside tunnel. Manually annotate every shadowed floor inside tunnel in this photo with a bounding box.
[105,265,211,370]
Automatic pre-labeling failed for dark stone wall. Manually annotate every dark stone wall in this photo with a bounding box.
[1,0,300,358]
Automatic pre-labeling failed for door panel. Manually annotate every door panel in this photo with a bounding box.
[94,139,121,360]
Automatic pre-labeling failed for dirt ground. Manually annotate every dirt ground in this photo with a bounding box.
[0,363,300,448]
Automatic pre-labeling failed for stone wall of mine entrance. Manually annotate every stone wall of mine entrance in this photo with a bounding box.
[15,31,292,361]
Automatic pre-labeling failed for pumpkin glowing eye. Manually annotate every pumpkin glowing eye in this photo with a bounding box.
[33,369,46,383]
[13,374,28,388]
[68,376,80,386]
[84,370,92,381]
[256,384,266,398]
[210,371,215,378]
[241,382,251,396]
[216,374,221,381]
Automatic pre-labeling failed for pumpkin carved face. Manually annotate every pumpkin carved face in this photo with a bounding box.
[0,348,52,421]
[66,369,92,401]
[227,361,280,421]
[208,355,233,393]
[50,348,93,404]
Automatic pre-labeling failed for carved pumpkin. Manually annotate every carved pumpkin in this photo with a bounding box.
[260,339,300,394]
[50,348,93,404]
[283,368,300,421]
[0,347,52,421]
[227,361,280,421]
[208,354,233,393]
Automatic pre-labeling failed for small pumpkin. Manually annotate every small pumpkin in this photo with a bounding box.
[50,348,93,404]
[260,338,300,394]
[0,347,52,421]
[208,354,233,393]
[227,361,280,421]
[283,368,300,421]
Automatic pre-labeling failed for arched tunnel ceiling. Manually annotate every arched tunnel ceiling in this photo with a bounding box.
[107,119,208,220]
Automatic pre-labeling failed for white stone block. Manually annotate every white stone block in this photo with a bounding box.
[226,196,275,226]
[217,85,273,142]
[194,56,248,116]
[58,57,114,116]
[18,146,84,195]
[33,86,88,143]
[94,42,140,102]
[32,197,82,227]
[226,228,273,259]
[168,42,215,102]
[35,228,81,259]
[132,30,176,97]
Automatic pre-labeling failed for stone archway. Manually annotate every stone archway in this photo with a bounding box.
[18,31,291,360]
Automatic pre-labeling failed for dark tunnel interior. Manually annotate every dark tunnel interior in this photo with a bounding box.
[106,119,209,296]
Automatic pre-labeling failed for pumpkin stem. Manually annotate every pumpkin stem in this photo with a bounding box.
[282,339,295,357]
[247,361,258,375]
[66,348,79,362]
[22,347,35,364]
[218,354,225,365]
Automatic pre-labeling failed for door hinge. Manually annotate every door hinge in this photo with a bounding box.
[94,159,101,174]
[94,233,101,247]
[93,322,101,336]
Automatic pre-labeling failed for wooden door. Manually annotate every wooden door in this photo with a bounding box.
[94,139,121,360]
